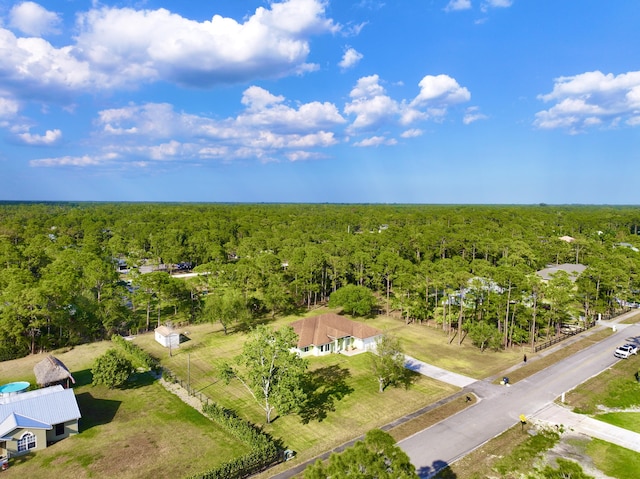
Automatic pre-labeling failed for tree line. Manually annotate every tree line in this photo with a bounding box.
[2,202,640,360]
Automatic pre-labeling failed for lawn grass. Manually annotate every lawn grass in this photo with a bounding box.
[1,342,248,479]
[565,355,640,414]
[136,323,459,462]
[596,412,640,433]
[353,315,523,379]
[586,438,640,479]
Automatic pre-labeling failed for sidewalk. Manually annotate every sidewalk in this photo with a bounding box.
[533,403,640,453]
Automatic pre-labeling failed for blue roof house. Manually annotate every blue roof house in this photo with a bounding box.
[0,386,81,459]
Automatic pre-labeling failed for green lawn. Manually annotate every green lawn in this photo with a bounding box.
[586,439,640,479]
[134,317,458,463]
[1,344,248,479]
[596,412,640,434]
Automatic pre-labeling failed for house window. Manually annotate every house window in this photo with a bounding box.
[55,423,65,436]
[17,432,36,452]
[320,344,330,352]
[302,346,309,353]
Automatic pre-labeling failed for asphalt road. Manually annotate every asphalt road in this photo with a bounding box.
[399,319,640,477]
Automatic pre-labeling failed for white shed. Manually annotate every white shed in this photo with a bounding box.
[154,326,180,349]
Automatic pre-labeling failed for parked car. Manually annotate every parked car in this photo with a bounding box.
[614,344,638,359]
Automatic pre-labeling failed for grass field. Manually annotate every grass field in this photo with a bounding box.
[132,312,462,462]
[0,343,248,479]
[5,308,634,478]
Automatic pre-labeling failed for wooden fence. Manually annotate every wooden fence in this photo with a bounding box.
[533,308,632,352]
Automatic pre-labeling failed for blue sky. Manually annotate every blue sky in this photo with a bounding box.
[1,0,639,203]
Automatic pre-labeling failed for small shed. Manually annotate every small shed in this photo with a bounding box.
[154,326,180,349]
[33,356,75,389]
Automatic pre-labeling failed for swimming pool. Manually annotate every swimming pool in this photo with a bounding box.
[0,381,30,396]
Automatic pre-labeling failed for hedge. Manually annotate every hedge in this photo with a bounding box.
[186,403,282,479]
[111,335,160,371]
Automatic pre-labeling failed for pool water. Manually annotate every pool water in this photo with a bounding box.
[0,381,30,395]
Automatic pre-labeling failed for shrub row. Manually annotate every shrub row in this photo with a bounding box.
[111,335,160,371]
[187,402,282,479]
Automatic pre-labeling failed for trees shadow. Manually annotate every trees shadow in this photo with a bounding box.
[76,392,121,432]
[299,364,354,424]
[417,460,456,478]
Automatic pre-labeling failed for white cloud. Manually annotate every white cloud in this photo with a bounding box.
[0,96,20,118]
[10,2,61,36]
[0,29,96,95]
[342,22,368,37]
[0,0,337,103]
[445,0,472,12]
[535,70,640,132]
[30,154,108,167]
[345,73,471,134]
[401,128,424,138]
[73,0,336,88]
[463,106,488,124]
[88,84,344,165]
[17,128,61,145]
[412,75,471,105]
[484,0,513,7]
[353,135,397,147]
[339,47,363,70]
[481,0,512,11]
[345,75,399,130]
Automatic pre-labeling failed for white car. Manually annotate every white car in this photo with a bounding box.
[614,344,638,359]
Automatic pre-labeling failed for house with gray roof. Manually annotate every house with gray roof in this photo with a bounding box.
[0,385,81,459]
[290,313,382,357]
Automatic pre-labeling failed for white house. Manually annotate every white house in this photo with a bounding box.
[0,386,81,459]
[154,326,180,349]
[290,313,382,357]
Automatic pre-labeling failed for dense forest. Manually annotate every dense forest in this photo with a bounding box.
[2,202,640,361]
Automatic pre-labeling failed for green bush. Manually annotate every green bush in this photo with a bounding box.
[111,334,160,371]
[187,402,281,479]
[92,349,134,389]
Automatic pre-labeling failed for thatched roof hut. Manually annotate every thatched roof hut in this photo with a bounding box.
[33,355,75,388]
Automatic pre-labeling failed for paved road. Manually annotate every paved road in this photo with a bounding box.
[399,318,640,477]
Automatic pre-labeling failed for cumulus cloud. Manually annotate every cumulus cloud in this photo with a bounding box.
[401,128,424,138]
[339,47,363,70]
[0,96,20,118]
[534,70,640,132]
[85,84,344,165]
[0,0,337,103]
[10,2,61,36]
[73,0,336,88]
[17,128,62,145]
[345,73,471,133]
[445,0,472,12]
[412,74,471,105]
[345,75,400,130]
